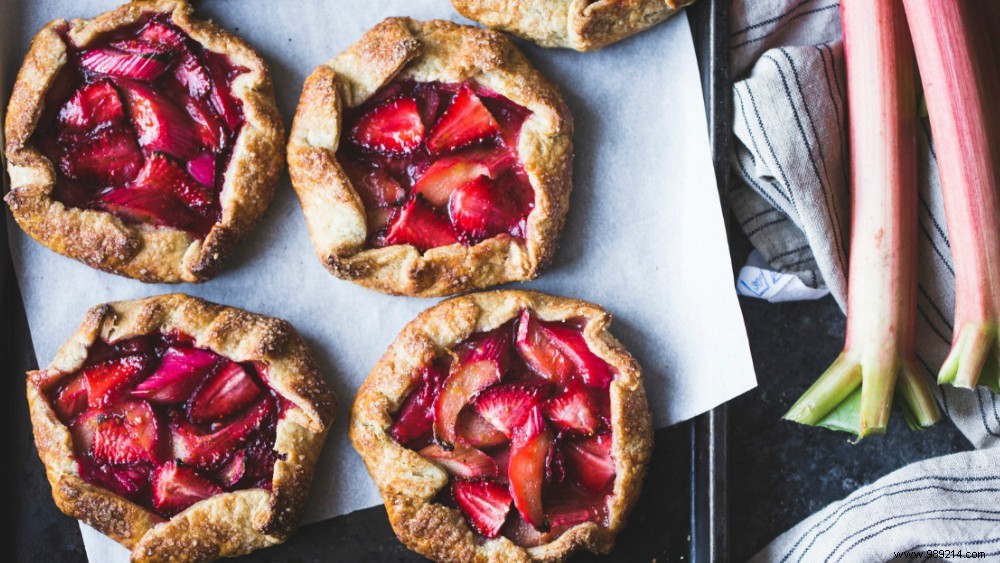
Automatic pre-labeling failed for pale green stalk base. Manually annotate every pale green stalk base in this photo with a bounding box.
[784,353,941,439]
[938,322,1000,393]
[897,364,945,428]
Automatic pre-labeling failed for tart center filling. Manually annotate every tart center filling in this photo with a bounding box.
[34,16,247,238]
[389,310,617,545]
[45,331,285,517]
[339,79,535,251]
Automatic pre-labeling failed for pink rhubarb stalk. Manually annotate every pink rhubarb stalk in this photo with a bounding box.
[904,0,1000,393]
[785,0,940,436]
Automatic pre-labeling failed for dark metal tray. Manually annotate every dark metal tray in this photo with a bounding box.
[3,0,730,560]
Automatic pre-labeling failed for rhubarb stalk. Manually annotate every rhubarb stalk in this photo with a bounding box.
[904,0,1000,393]
[784,0,941,436]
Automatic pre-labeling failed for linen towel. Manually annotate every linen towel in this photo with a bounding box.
[751,448,1000,562]
[729,0,1000,449]
[728,0,1000,560]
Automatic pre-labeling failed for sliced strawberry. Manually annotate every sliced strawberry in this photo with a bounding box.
[390,364,447,446]
[216,450,246,488]
[457,326,512,369]
[384,196,460,251]
[81,463,150,499]
[562,433,615,494]
[452,479,512,538]
[79,47,171,82]
[184,96,226,151]
[132,346,218,404]
[171,396,275,469]
[473,383,545,437]
[112,400,162,461]
[515,310,572,384]
[187,361,261,423]
[411,148,516,207]
[70,409,102,455]
[427,84,500,154]
[448,174,527,240]
[456,409,508,448]
[544,323,613,389]
[93,416,151,465]
[186,152,217,188]
[413,157,488,207]
[509,406,552,530]
[417,443,497,479]
[95,465,149,498]
[131,153,214,212]
[202,51,244,132]
[482,94,533,150]
[53,374,89,421]
[57,80,125,132]
[433,360,503,447]
[98,187,201,232]
[138,21,186,49]
[58,125,143,186]
[120,81,199,159]
[83,354,153,408]
[543,382,601,436]
[241,433,280,489]
[151,461,222,515]
[351,97,424,154]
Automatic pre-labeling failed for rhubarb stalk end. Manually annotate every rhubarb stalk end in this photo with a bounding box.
[938,322,1000,393]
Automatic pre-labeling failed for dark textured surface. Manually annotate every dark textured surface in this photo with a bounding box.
[726,297,972,562]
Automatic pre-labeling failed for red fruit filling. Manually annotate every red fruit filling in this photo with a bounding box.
[44,332,286,517]
[340,80,534,250]
[33,15,248,238]
[388,312,618,545]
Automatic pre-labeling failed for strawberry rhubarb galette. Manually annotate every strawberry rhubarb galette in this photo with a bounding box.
[288,18,573,297]
[350,291,653,561]
[4,0,284,283]
[453,0,698,51]
[26,294,335,562]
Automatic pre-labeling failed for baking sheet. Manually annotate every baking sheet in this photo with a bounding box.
[3,0,756,560]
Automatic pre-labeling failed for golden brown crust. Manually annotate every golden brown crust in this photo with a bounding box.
[349,290,654,562]
[288,18,573,297]
[26,294,336,562]
[4,0,285,283]
[453,0,698,51]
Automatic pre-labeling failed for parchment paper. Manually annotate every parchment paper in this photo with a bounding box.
[2,1,756,560]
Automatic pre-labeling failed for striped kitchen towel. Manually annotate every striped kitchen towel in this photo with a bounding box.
[751,448,1000,562]
[728,0,1000,560]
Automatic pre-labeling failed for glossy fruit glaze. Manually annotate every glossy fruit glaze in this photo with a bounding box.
[339,79,535,251]
[44,331,286,518]
[32,15,247,237]
[388,310,617,545]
